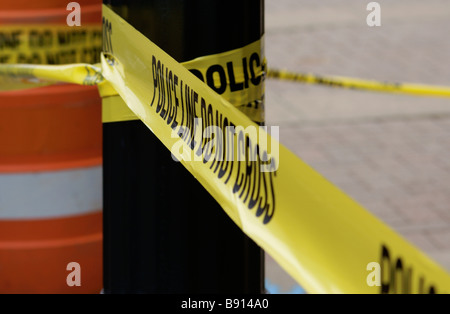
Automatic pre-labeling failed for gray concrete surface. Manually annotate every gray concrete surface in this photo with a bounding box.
[264,0,450,293]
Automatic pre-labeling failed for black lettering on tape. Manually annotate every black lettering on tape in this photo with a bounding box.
[149,54,275,224]
[81,46,102,64]
[151,55,158,107]
[171,74,180,130]
[28,30,53,48]
[250,52,261,86]
[0,54,11,63]
[227,61,244,92]
[206,64,227,94]
[46,49,77,64]
[0,30,22,50]
[189,69,204,82]
[380,244,440,294]
[57,30,87,46]
[17,52,41,64]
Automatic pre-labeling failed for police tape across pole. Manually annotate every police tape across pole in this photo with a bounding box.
[267,68,450,98]
[1,4,450,294]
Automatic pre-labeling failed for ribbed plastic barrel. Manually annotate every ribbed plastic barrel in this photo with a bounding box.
[0,0,103,293]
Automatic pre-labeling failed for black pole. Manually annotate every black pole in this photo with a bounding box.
[103,0,265,293]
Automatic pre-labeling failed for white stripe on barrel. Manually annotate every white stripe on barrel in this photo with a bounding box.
[0,165,102,219]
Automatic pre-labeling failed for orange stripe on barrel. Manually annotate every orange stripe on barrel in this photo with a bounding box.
[0,212,102,294]
[0,1,101,24]
[0,85,102,173]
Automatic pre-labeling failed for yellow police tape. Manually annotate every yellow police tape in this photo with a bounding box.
[1,4,450,294]
[0,24,102,65]
[182,38,266,124]
[101,36,266,124]
[268,68,450,98]
[0,62,103,91]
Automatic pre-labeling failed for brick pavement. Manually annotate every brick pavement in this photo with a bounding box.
[264,0,450,293]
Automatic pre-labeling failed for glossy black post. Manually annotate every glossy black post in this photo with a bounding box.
[102,0,265,293]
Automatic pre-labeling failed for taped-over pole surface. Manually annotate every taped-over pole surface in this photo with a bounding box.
[102,0,265,293]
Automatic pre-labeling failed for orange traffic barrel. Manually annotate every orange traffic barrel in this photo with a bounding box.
[0,0,103,293]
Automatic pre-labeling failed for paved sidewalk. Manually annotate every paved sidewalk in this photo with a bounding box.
[264,0,450,293]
